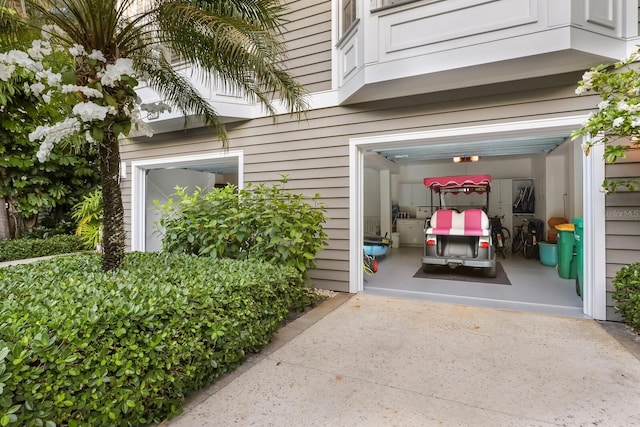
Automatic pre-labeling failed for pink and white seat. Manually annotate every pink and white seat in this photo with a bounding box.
[427,209,489,236]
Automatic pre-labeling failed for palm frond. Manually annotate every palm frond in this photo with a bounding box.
[22,0,307,132]
[134,48,227,143]
[155,1,308,116]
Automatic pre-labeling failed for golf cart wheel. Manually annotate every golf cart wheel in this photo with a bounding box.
[484,262,497,278]
[575,277,581,297]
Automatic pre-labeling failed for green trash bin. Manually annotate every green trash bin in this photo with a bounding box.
[555,223,577,280]
[572,217,584,298]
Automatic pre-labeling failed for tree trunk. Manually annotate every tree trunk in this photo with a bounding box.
[0,197,10,241]
[99,133,125,271]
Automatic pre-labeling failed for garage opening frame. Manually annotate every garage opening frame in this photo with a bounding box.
[349,116,606,319]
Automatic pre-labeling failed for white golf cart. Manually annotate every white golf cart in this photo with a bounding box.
[421,175,497,278]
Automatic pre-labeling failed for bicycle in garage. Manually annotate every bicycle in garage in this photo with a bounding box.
[512,218,544,259]
[489,215,511,259]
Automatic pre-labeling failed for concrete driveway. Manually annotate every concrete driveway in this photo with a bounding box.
[167,294,640,426]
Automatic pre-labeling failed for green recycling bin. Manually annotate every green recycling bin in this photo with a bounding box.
[555,223,577,280]
[572,217,584,298]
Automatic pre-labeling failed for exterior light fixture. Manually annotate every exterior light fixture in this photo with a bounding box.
[453,156,480,163]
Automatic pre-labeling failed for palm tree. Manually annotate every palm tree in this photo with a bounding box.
[20,0,308,270]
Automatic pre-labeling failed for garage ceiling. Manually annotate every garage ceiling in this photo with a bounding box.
[174,160,238,175]
[372,136,568,162]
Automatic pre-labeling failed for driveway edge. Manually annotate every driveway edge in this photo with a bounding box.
[164,292,353,425]
[598,320,640,362]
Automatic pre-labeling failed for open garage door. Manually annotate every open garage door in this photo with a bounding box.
[130,152,243,252]
[349,116,605,318]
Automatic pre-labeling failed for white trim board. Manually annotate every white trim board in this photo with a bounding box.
[349,115,606,319]
[130,151,244,252]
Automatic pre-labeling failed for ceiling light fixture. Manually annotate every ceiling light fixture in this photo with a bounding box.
[453,155,480,163]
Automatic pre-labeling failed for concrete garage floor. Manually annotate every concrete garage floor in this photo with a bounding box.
[167,294,640,426]
[364,247,584,318]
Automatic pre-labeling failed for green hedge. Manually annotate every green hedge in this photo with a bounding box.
[613,262,640,333]
[0,252,306,426]
[0,235,89,262]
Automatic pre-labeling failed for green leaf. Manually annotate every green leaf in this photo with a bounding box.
[91,126,104,142]
[61,70,76,85]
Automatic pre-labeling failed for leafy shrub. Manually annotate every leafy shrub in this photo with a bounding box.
[71,189,103,249]
[21,219,75,239]
[613,262,640,333]
[0,234,89,262]
[157,180,328,275]
[0,252,306,426]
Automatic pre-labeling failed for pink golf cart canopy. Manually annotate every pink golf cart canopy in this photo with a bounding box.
[423,175,492,194]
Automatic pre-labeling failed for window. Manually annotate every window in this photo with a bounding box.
[342,0,357,34]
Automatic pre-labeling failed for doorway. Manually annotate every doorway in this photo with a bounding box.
[349,116,607,318]
[130,151,243,252]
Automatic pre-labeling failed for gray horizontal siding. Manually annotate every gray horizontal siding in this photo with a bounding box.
[121,75,598,292]
[604,146,640,321]
[280,0,332,93]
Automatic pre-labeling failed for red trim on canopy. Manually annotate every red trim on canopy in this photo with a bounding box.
[423,175,492,193]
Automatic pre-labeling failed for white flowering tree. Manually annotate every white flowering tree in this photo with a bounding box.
[0,7,101,240]
[572,47,640,193]
[8,0,307,270]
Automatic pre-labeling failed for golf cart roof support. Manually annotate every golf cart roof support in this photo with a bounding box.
[423,175,492,194]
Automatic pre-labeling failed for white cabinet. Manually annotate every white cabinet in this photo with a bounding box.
[398,183,428,208]
[489,179,512,207]
[397,219,425,247]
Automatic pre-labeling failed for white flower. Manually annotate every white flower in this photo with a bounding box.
[575,85,587,95]
[597,100,610,110]
[99,58,135,87]
[617,101,630,111]
[0,63,16,81]
[599,187,609,195]
[27,40,52,60]
[72,101,115,122]
[46,71,62,87]
[89,50,107,62]
[61,84,103,99]
[30,117,82,162]
[29,82,46,96]
[6,50,35,69]
[626,103,640,113]
[581,70,598,88]
[580,142,590,152]
[631,117,640,128]
[42,92,51,104]
[69,44,86,57]
[612,117,625,128]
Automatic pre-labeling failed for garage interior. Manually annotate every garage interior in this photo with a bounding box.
[361,135,586,318]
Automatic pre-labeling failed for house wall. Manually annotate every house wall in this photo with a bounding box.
[121,76,598,292]
[281,0,333,94]
[604,148,640,321]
